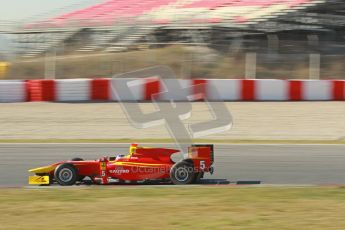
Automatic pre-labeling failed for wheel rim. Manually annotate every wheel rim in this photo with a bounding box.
[175,167,189,182]
[59,168,73,182]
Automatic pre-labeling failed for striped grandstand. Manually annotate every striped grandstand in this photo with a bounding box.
[31,0,325,26]
[7,0,345,57]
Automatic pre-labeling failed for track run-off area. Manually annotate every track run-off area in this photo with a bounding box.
[0,143,345,186]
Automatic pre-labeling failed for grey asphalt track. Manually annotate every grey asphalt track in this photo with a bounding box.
[0,143,344,186]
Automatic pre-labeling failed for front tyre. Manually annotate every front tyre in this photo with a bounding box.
[170,161,195,185]
[54,163,78,186]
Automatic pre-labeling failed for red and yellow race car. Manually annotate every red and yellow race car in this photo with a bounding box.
[28,143,214,186]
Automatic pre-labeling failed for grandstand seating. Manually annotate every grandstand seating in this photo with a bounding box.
[18,29,81,58]
[14,0,331,57]
[45,0,324,26]
[149,0,323,24]
[50,0,178,26]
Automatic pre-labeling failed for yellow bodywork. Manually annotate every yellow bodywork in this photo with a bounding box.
[28,176,50,185]
[28,165,56,174]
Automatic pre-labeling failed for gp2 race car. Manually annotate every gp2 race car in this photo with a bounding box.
[28,143,214,186]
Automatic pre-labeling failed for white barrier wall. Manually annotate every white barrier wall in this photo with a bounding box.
[303,80,332,101]
[208,79,240,100]
[0,80,26,102]
[110,78,145,101]
[0,79,344,102]
[56,79,90,102]
[160,79,192,101]
[256,79,288,101]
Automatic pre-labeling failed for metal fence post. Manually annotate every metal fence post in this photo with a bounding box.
[245,52,257,79]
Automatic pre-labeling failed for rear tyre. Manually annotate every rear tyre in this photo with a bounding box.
[192,172,204,184]
[170,161,195,185]
[54,163,78,186]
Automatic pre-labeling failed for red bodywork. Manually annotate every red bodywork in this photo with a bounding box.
[35,144,214,184]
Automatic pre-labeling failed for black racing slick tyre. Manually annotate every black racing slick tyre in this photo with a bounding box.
[192,172,204,184]
[54,163,78,186]
[170,161,195,185]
